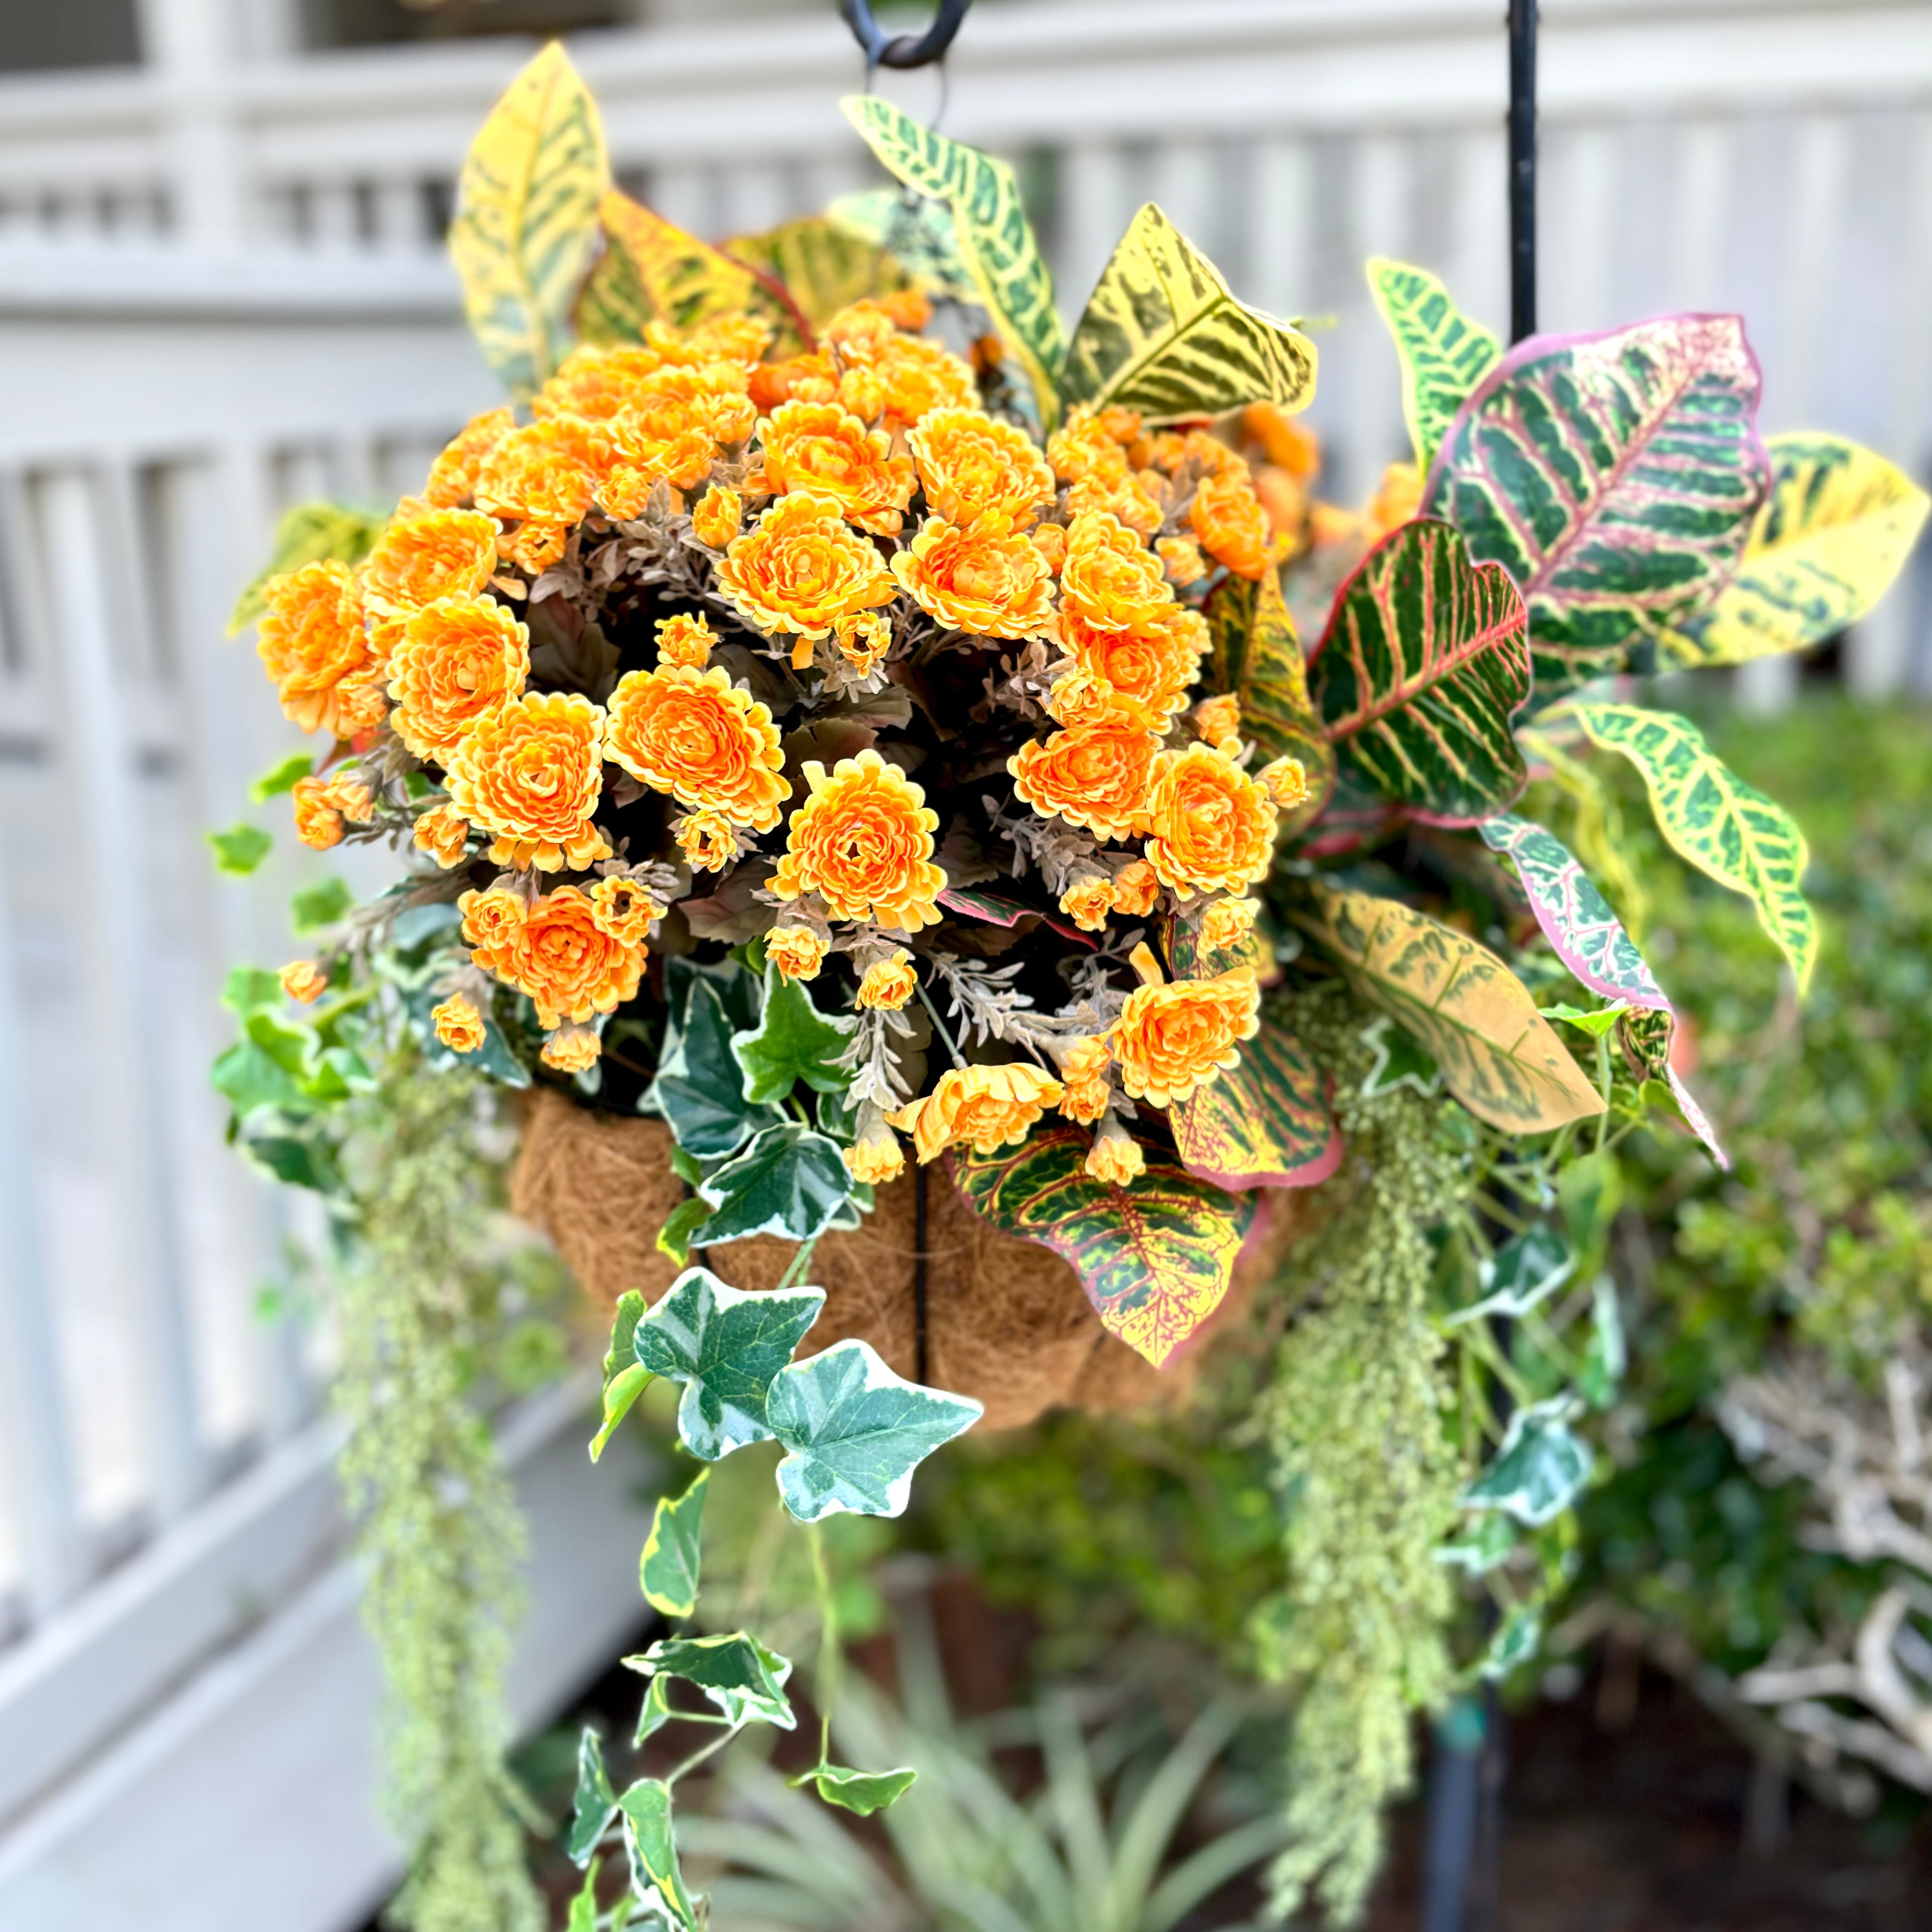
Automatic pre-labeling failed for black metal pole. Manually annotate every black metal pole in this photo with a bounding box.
[1508,0,1538,343]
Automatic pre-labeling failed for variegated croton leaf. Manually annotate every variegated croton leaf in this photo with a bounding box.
[950,1127,1255,1368]
[1615,1005,1728,1170]
[1312,518,1531,823]
[1423,314,1771,694]
[1367,257,1501,475]
[1169,1012,1341,1192]
[724,214,915,335]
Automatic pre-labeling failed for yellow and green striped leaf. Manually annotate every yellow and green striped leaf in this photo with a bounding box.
[449,42,609,399]
[1422,315,1770,694]
[726,214,913,334]
[1313,518,1531,823]
[829,188,979,307]
[1663,433,1931,666]
[1062,203,1316,424]
[1169,1013,1340,1192]
[1203,567,1332,835]
[1564,702,1816,993]
[1367,258,1501,475]
[1302,885,1605,1132]
[950,1128,1255,1368]
[840,96,1065,426]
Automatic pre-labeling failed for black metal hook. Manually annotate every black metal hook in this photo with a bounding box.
[839,0,972,72]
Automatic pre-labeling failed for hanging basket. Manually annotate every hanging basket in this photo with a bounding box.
[510,1087,1302,1431]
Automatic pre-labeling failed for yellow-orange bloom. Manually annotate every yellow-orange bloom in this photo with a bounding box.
[1258,755,1312,810]
[835,610,893,674]
[760,400,917,536]
[442,691,610,873]
[424,408,516,507]
[281,960,327,1004]
[1055,1033,1112,1125]
[651,612,713,670]
[891,518,1056,640]
[1367,460,1424,541]
[1195,694,1242,747]
[1140,743,1278,896]
[676,808,740,872]
[257,560,374,739]
[1059,510,1175,631]
[457,885,526,957]
[854,948,918,1011]
[1243,401,1319,477]
[870,336,978,427]
[713,492,896,642]
[1200,896,1259,950]
[533,346,665,421]
[772,748,946,932]
[690,486,742,549]
[600,365,756,516]
[432,993,488,1054]
[291,775,345,850]
[845,1128,906,1185]
[472,418,613,527]
[1066,466,1165,540]
[1111,859,1159,917]
[664,314,774,370]
[1085,1125,1146,1186]
[1190,466,1278,579]
[386,596,530,763]
[750,351,837,412]
[907,407,1055,532]
[588,875,659,947]
[1031,523,1069,573]
[766,925,829,982]
[1008,719,1162,843]
[1057,603,1207,724]
[1047,410,1127,484]
[824,300,900,360]
[413,803,472,869]
[837,365,886,423]
[463,884,645,1028]
[888,1062,1065,1162]
[1058,877,1114,933]
[604,663,790,831]
[328,774,374,822]
[541,1026,602,1074]
[360,509,499,617]
[1111,963,1261,1108]
[1157,536,1208,585]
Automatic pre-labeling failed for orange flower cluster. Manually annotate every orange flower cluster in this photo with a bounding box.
[772,750,945,933]
[604,663,789,831]
[459,884,646,1029]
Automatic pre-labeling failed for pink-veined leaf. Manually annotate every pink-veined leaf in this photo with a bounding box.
[1170,1014,1341,1192]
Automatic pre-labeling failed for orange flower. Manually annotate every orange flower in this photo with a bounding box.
[360,509,499,617]
[1066,467,1165,539]
[601,365,757,517]
[767,925,829,982]
[533,346,666,422]
[665,314,773,370]
[1257,755,1311,809]
[835,610,893,674]
[292,774,345,850]
[541,1026,602,1074]
[1085,1122,1146,1186]
[604,663,790,831]
[1111,859,1159,917]
[334,666,392,738]
[888,1062,1065,1162]
[1047,409,1127,484]
[424,408,516,507]
[825,301,901,360]
[1059,510,1175,631]
[1157,536,1207,585]
[257,560,374,738]
[714,492,896,642]
[458,885,527,958]
[891,518,1056,640]
[690,486,742,549]
[472,418,613,527]
[750,351,837,412]
[1367,460,1424,540]
[1140,743,1278,896]
[1111,963,1261,1108]
[413,803,472,869]
[836,365,886,422]
[386,596,530,763]
[464,884,645,1028]
[1195,694,1242,747]
[1059,878,1114,932]
[1200,896,1259,949]
[328,774,374,822]
[854,948,918,1011]
[1055,1034,1112,1124]
[589,876,659,947]
[772,748,946,932]
[442,691,610,873]
[1008,719,1162,843]
[1243,402,1319,478]
[907,407,1054,532]
[1254,466,1309,548]
[652,612,714,669]
[1031,523,1069,573]
[870,336,977,427]
[1057,603,1207,723]
[845,1124,907,1185]
[1189,466,1277,579]
[760,400,916,536]
[676,808,741,872]
[281,960,327,1004]
[432,993,488,1054]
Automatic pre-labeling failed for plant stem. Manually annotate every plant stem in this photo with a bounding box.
[808,1523,841,1767]
[915,980,966,1068]
[666,1721,743,1789]
[776,1236,820,1292]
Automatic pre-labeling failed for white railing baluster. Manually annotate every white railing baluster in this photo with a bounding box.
[1054,142,1131,326]
[1249,134,1317,327]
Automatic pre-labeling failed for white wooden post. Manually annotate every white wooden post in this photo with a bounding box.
[131,0,247,244]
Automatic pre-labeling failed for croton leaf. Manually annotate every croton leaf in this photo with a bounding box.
[228,500,386,633]
[1564,702,1816,992]
[1202,568,1333,834]
[1663,432,1932,666]
[449,43,609,399]
[639,1466,708,1618]
[725,213,913,332]
[1423,314,1770,693]
[619,1777,701,1930]
[1313,518,1531,823]
[1616,1003,1728,1169]
[693,1123,855,1247]
[1170,1013,1341,1192]
[630,1266,825,1460]
[1302,886,1605,1132]
[951,1127,1255,1367]
[565,1727,618,1867]
[841,96,1066,426]
[766,1339,982,1521]
[1061,202,1316,423]
[627,1631,795,1729]
[646,978,783,1160]
[731,964,856,1104]
[1367,257,1502,475]
[797,1762,919,1815]
[1462,1398,1593,1527]
[829,187,980,307]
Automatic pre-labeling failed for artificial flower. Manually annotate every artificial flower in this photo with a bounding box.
[845,1119,907,1185]
[1059,509,1176,631]
[1055,1034,1112,1125]
[432,993,488,1054]
[386,595,530,763]
[854,948,918,1011]
[466,885,645,1029]
[750,351,837,412]
[280,960,327,1004]
[457,885,526,958]
[256,560,373,739]
[1199,896,1259,949]
[654,613,717,669]
[412,803,472,868]
[442,691,610,873]
[604,663,790,831]
[1110,960,1261,1108]
[1110,859,1160,917]
[1157,536,1208,585]
[713,492,897,642]
[1189,466,1278,579]
[1057,603,1207,723]
[760,400,917,535]
[532,345,666,421]
[771,748,946,931]
[359,509,499,617]
[1367,460,1424,540]
[1139,742,1278,896]
[675,808,740,872]
[1059,877,1115,932]
[1084,1121,1146,1186]
[1066,466,1165,538]
[588,876,658,948]
[891,518,1057,639]
[767,925,829,982]
[690,486,742,549]
[1195,693,1242,747]
[472,417,613,528]
[291,774,346,850]
[541,1026,602,1074]
[1009,719,1163,843]
[1258,755,1312,810]
[1031,522,1069,573]
[423,407,515,507]
[868,335,978,427]
[889,1062,1065,1162]
[907,407,1055,532]
[835,610,893,674]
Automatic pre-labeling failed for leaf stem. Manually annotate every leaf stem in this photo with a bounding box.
[666,1720,743,1789]
[915,981,965,1068]
[807,1522,841,1768]
[776,1235,820,1293]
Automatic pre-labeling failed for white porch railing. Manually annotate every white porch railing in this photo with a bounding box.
[0,2,1928,1926]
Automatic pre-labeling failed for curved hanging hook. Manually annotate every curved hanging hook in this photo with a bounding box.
[839,0,973,72]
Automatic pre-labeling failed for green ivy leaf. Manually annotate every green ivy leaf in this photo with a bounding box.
[731,964,856,1106]
[654,1196,713,1270]
[1541,1001,1628,1038]
[793,1762,918,1815]
[589,1361,651,1463]
[1445,1226,1574,1327]
[633,1671,677,1745]
[693,1123,854,1247]
[212,1040,309,1120]
[1435,1513,1517,1576]
[227,500,386,633]
[639,1467,708,1618]
[1478,1604,1543,1682]
[631,1266,825,1461]
[1366,258,1501,475]
[207,823,272,877]
[289,876,353,936]
[618,1777,701,1930]
[766,1339,982,1522]
[601,1291,646,1386]
[222,966,285,1016]
[1579,1278,1627,1410]
[565,1856,601,1932]
[1463,1399,1593,1527]
[646,979,783,1161]
[626,1632,795,1730]
[248,751,315,802]
[565,1727,618,1867]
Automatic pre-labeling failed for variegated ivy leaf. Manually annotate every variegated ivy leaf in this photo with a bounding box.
[630,1266,825,1461]
[797,1763,919,1815]
[449,43,609,399]
[766,1339,982,1521]
[619,1777,701,1931]
[1062,202,1316,423]
[1170,1013,1340,1193]
[841,96,1065,426]
[1313,518,1531,823]
[725,213,914,333]
[828,187,980,308]
[639,1467,708,1618]
[1366,258,1502,476]
[1302,886,1605,1132]
[646,978,784,1161]
[565,1727,618,1867]
[731,963,856,1105]
[1445,1225,1574,1327]
[692,1123,855,1246]
[1462,1398,1593,1527]
[1564,703,1816,993]
[626,1631,795,1729]
[1423,314,1770,694]
[1663,432,1932,666]
[565,1857,600,1932]
[1478,1605,1543,1682]
[952,1127,1255,1367]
